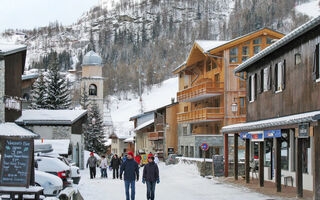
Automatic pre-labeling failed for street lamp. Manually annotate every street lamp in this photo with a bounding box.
[231,101,238,114]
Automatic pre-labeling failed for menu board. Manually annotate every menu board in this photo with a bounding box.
[212,155,224,177]
[0,138,33,187]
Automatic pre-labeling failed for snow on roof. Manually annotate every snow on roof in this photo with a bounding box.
[105,139,112,146]
[16,110,87,125]
[222,110,320,133]
[235,16,320,73]
[35,139,70,155]
[109,77,178,138]
[22,73,39,80]
[0,123,39,138]
[0,43,27,56]
[195,40,228,53]
[134,119,154,131]
[124,137,134,143]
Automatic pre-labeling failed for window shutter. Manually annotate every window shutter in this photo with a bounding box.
[313,44,319,81]
[273,64,277,92]
[254,74,258,100]
[248,75,252,101]
[257,71,261,94]
[281,60,286,90]
[260,69,264,93]
[267,65,272,91]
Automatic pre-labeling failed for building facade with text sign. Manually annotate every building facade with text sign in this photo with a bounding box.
[222,16,320,199]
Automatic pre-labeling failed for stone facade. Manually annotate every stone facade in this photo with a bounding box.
[0,60,4,123]
[178,123,224,158]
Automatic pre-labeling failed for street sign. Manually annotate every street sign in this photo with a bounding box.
[201,143,209,151]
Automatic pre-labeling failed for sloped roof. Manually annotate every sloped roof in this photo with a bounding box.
[16,110,87,125]
[235,16,320,73]
[0,43,27,56]
[134,119,154,131]
[222,110,320,133]
[0,123,39,138]
[195,40,228,53]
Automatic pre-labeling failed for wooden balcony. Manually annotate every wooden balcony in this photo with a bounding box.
[148,132,164,141]
[177,81,224,102]
[177,107,224,123]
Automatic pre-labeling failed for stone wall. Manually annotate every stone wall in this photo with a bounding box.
[0,60,4,123]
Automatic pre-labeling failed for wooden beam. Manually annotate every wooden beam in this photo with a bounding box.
[224,134,229,177]
[275,137,281,192]
[259,142,264,187]
[296,137,303,197]
[313,125,320,200]
[234,134,239,180]
[245,139,250,183]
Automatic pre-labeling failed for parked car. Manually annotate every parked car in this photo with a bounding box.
[35,170,63,196]
[165,154,182,165]
[35,156,72,188]
[57,156,81,184]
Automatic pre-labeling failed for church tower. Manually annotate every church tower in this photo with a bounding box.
[81,51,104,112]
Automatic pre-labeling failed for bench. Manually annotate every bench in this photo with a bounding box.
[283,176,293,187]
[0,186,43,200]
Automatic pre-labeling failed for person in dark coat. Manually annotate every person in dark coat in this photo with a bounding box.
[142,156,159,200]
[86,152,98,179]
[120,152,139,200]
[111,154,121,179]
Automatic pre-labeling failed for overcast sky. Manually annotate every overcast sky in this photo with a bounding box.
[0,0,100,32]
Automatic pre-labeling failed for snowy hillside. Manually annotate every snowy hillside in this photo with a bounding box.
[108,77,178,138]
[296,0,320,18]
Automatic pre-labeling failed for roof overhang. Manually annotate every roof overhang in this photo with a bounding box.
[234,16,320,73]
[222,110,320,134]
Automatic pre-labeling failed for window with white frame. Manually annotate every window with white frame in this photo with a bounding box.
[274,60,286,92]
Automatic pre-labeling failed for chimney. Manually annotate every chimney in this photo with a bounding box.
[171,97,175,104]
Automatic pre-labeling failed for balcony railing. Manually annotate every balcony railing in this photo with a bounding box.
[177,107,224,123]
[177,81,224,102]
[148,132,164,141]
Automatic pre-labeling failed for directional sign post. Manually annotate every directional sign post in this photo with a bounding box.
[201,143,209,163]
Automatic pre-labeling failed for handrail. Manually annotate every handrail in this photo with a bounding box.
[177,107,224,123]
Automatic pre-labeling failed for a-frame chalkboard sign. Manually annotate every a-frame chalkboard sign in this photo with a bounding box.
[0,137,33,187]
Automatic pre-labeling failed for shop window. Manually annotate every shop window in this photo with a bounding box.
[295,53,301,65]
[230,47,238,63]
[181,146,184,156]
[313,44,320,81]
[264,139,273,167]
[185,146,189,157]
[281,132,289,170]
[190,146,194,157]
[275,60,286,92]
[253,38,262,44]
[302,138,310,174]
[89,84,97,96]
[253,46,261,55]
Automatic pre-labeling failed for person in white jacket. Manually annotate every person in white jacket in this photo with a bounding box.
[154,154,159,165]
[100,155,108,178]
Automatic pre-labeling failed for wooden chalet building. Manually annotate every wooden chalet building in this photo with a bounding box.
[222,16,320,199]
[173,28,284,159]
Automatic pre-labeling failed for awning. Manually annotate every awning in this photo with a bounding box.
[222,110,320,133]
[134,119,154,131]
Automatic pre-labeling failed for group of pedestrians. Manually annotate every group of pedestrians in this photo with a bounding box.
[86,151,160,200]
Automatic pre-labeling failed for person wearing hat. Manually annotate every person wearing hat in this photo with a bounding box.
[87,152,98,179]
[142,156,159,200]
[120,152,139,200]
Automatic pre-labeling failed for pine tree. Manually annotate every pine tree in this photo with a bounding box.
[80,86,90,110]
[46,54,71,110]
[84,102,106,154]
[29,71,47,109]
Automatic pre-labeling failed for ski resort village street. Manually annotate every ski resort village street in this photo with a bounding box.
[78,162,279,200]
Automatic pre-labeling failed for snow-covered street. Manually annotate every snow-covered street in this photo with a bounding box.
[77,162,280,200]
